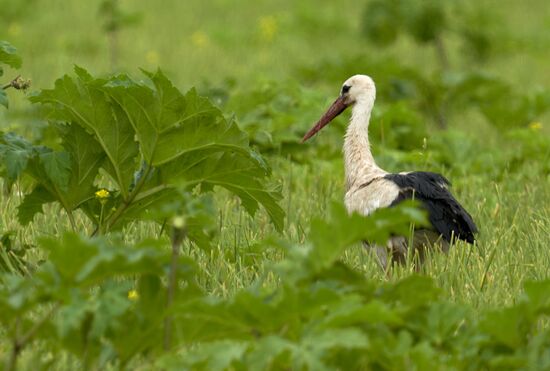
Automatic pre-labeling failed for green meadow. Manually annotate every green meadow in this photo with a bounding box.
[1,0,549,369]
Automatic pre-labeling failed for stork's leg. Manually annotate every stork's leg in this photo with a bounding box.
[363,240,408,272]
[375,245,389,271]
[388,237,407,265]
[364,231,450,273]
[410,230,450,271]
[412,230,450,258]
[362,241,389,271]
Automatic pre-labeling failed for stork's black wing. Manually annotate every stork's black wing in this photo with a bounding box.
[384,172,477,244]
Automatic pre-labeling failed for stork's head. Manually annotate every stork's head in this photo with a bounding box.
[302,74,376,142]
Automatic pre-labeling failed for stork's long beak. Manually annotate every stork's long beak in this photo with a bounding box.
[301,95,349,143]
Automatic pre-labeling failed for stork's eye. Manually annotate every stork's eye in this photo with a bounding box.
[341,85,351,95]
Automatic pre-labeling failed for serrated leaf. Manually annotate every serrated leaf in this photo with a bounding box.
[17,186,56,225]
[0,41,22,69]
[39,233,173,285]
[30,67,139,199]
[39,233,100,282]
[58,124,105,208]
[105,69,284,229]
[0,132,34,183]
[161,151,284,231]
[75,239,172,285]
[103,70,249,166]
[30,67,284,231]
[39,151,71,191]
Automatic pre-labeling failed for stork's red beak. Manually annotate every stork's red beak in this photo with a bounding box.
[301,96,349,142]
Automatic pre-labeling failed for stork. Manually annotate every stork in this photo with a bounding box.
[302,75,477,269]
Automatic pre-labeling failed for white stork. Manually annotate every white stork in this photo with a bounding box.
[302,75,477,269]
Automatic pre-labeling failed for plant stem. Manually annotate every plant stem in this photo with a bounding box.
[2,75,31,91]
[66,209,78,232]
[5,317,21,371]
[5,305,58,371]
[94,164,152,236]
[98,203,106,235]
[164,223,186,350]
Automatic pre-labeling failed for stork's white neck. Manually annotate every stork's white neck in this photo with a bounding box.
[343,101,385,190]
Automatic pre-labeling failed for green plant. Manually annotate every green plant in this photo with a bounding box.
[0,200,428,369]
[0,67,284,245]
[1,4,550,369]
[0,41,30,109]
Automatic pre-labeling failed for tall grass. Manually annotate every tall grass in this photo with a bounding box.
[0,3,549,366]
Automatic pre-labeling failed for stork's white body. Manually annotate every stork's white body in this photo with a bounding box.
[301,74,477,270]
[343,102,399,216]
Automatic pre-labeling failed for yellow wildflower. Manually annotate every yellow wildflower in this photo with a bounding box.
[128,289,139,301]
[95,189,110,199]
[191,31,210,48]
[95,189,110,205]
[146,50,159,65]
[258,16,277,42]
[528,121,542,131]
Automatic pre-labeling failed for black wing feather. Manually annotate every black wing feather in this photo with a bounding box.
[385,171,477,244]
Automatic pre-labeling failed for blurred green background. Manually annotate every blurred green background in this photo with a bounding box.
[2,0,550,86]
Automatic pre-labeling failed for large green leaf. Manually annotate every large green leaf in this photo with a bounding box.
[160,151,284,231]
[102,69,283,230]
[17,185,56,226]
[2,128,107,222]
[0,41,22,69]
[30,66,139,199]
[39,233,172,285]
[30,67,284,230]
[0,132,34,185]
[58,124,106,208]
[38,150,71,191]
[102,69,249,166]
[0,133,79,220]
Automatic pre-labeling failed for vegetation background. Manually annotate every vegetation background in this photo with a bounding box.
[0,0,549,369]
